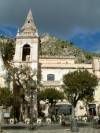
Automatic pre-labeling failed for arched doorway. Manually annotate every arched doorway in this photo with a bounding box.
[22,44,30,61]
[88,104,96,116]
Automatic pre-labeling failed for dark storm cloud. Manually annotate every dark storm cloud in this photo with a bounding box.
[0,0,100,36]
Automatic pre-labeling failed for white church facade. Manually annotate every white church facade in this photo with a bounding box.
[1,10,100,117]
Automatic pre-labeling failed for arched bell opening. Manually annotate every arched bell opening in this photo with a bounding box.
[22,44,30,61]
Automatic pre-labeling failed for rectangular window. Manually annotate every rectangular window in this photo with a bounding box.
[47,74,55,81]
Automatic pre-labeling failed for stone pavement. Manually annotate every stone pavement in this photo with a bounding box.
[2,128,100,133]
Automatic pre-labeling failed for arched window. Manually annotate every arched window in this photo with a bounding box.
[22,44,30,61]
[47,74,55,81]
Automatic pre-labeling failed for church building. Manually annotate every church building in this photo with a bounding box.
[1,10,100,118]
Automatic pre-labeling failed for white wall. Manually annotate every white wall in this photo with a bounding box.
[41,68,75,83]
[95,81,100,102]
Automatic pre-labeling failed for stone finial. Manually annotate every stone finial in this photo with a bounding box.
[0,49,6,76]
[16,28,20,36]
[26,9,33,22]
[0,48,7,88]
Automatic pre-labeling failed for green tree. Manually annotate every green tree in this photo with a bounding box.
[63,70,98,131]
[37,88,64,118]
[0,38,15,67]
[7,65,37,121]
[38,88,64,105]
[8,65,37,92]
[63,70,98,108]
[37,88,64,116]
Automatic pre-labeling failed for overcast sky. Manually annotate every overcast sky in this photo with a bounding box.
[0,0,100,51]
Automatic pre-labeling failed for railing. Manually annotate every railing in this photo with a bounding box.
[42,81,62,86]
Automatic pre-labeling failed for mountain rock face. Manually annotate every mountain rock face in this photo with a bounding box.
[0,33,100,64]
[40,33,86,62]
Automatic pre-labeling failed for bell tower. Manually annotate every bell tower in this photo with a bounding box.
[13,10,39,70]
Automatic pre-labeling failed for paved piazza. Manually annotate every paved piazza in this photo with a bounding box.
[2,128,100,133]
